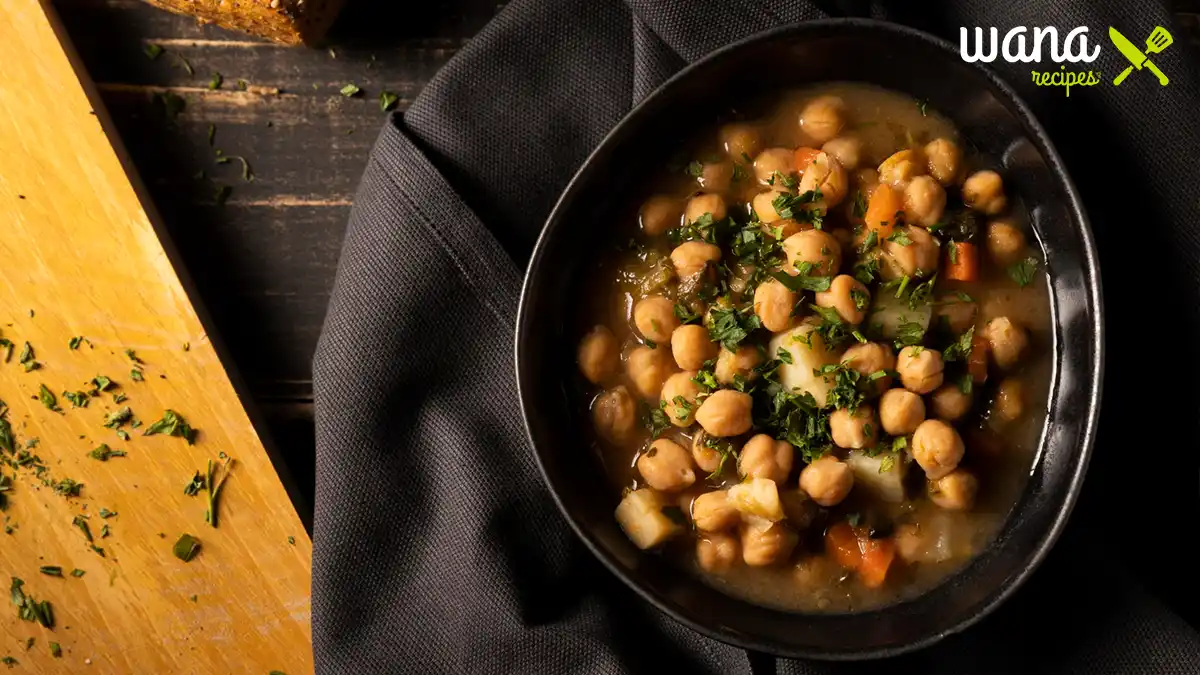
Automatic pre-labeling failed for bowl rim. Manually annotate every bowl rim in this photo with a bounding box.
[515,16,1104,660]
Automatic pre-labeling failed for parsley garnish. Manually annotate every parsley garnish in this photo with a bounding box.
[816,363,866,412]
[89,444,125,461]
[673,302,702,325]
[852,256,880,285]
[37,385,59,412]
[10,578,53,628]
[38,566,61,577]
[72,515,92,542]
[63,391,88,408]
[1007,256,1039,287]
[917,99,929,116]
[339,83,362,97]
[707,306,762,352]
[769,269,831,293]
[948,241,959,265]
[686,161,704,178]
[957,373,974,395]
[156,92,186,120]
[942,326,975,362]
[887,229,912,246]
[144,410,197,444]
[851,289,870,311]
[858,230,878,255]
[49,642,61,658]
[846,512,863,527]
[143,43,163,59]
[852,190,868,218]
[807,304,856,351]
[772,189,823,224]
[379,90,400,112]
[767,171,798,190]
[18,342,38,372]
[69,569,84,578]
[203,457,234,528]
[776,347,794,364]
[692,362,719,391]
[173,533,201,562]
[103,406,133,429]
[893,321,927,349]
[642,402,671,439]
[68,336,84,350]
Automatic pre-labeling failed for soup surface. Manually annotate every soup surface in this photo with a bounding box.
[573,83,1050,613]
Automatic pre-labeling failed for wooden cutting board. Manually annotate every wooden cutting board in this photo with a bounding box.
[0,1,314,672]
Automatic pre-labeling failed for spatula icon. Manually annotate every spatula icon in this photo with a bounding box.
[1111,26,1172,86]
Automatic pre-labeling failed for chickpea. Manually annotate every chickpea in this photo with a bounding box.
[829,404,879,450]
[880,225,939,280]
[691,429,725,473]
[633,296,679,344]
[822,136,863,171]
[986,219,1027,268]
[626,345,675,400]
[695,389,753,437]
[670,241,721,278]
[739,434,794,484]
[740,519,798,567]
[800,95,846,144]
[798,455,855,506]
[753,278,798,333]
[716,345,764,385]
[993,377,1024,423]
[934,296,977,335]
[841,342,896,395]
[928,469,979,511]
[962,170,1007,215]
[692,490,740,533]
[661,371,702,427]
[752,189,785,223]
[592,386,638,444]
[855,168,880,195]
[923,138,962,186]
[671,324,718,371]
[639,195,682,236]
[878,149,924,189]
[903,175,947,228]
[720,123,762,160]
[911,419,965,479]
[637,438,696,492]
[697,160,734,193]
[930,384,973,422]
[814,274,869,325]
[754,148,796,185]
[897,346,944,394]
[782,229,842,277]
[685,192,727,224]
[797,152,849,208]
[577,325,619,384]
[983,316,1028,370]
[879,388,926,435]
[697,533,741,573]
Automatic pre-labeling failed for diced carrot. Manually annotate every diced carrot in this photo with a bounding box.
[858,537,896,589]
[864,183,902,238]
[793,147,823,173]
[825,522,862,570]
[968,333,989,383]
[945,241,980,282]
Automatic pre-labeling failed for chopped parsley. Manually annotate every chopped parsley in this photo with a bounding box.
[68,336,84,350]
[642,402,671,439]
[379,90,400,112]
[942,326,975,362]
[767,171,798,190]
[103,406,133,428]
[203,458,234,528]
[673,302,702,325]
[52,478,83,498]
[38,566,61,577]
[90,375,115,393]
[685,161,704,178]
[850,288,870,311]
[707,305,762,352]
[816,363,866,412]
[37,385,59,412]
[69,569,84,578]
[917,99,929,116]
[692,362,719,391]
[957,373,974,395]
[49,642,61,657]
[18,342,38,372]
[208,72,223,90]
[144,410,197,444]
[173,533,201,562]
[852,256,880,285]
[63,391,89,408]
[89,444,126,461]
[339,83,362,97]
[1007,256,1039,288]
[143,43,163,59]
[10,578,54,628]
[893,320,927,349]
[771,189,823,224]
[131,368,145,382]
[776,347,794,364]
[852,190,868,218]
[886,229,912,246]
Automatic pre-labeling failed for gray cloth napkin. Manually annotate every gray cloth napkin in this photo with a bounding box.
[312,1,1200,672]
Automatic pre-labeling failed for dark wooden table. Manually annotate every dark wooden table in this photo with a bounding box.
[51,0,1200,527]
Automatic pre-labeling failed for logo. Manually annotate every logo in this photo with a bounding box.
[959,25,1173,95]
[1109,26,1172,86]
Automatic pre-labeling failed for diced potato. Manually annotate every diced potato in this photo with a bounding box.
[893,513,974,563]
[866,289,932,340]
[726,477,785,522]
[769,322,839,406]
[845,450,908,503]
[615,489,682,550]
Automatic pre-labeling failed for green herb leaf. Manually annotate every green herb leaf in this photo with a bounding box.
[379,90,400,112]
[958,373,974,395]
[156,92,186,121]
[887,229,912,246]
[49,642,61,657]
[0,419,13,455]
[68,336,84,350]
[707,306,762,352]
[38,566,61,577]
[173,533,201,562]
[37,385,59,412]
[18,342,33,366]
[116,430,130,441]
[339,83,362,97]
[103,406,133,429]
[685,161,704,178]
[172,53,194,75]
[769,270,832,293]
[1007,256,1039,288]
[69,569,84,578]
[893,321,927,349]
[144,410,196,444]
[53,478,82,498]
[143,43,163,59]
[771,189,823,223]
[63,391,89,408]
[89,444,125,461]
[776,347,794,365]
[642,402,671,440]
[91,375,114,392]
[130,369,144,382]
[942,326,975,362]
[852,190,868,218]
[917,99,929,116]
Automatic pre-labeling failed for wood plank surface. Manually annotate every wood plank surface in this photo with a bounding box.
[0,1,312,671]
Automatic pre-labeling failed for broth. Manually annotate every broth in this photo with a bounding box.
[572,83,1050,613]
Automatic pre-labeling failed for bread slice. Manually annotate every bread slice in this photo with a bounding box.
[141,0,346,46]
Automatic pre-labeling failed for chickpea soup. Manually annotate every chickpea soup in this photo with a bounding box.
[574,83,1051,613]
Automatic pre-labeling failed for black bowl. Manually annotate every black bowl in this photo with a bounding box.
[515,19,1103,660]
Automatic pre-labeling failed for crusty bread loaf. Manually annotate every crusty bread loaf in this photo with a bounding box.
[140,0,346,46]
